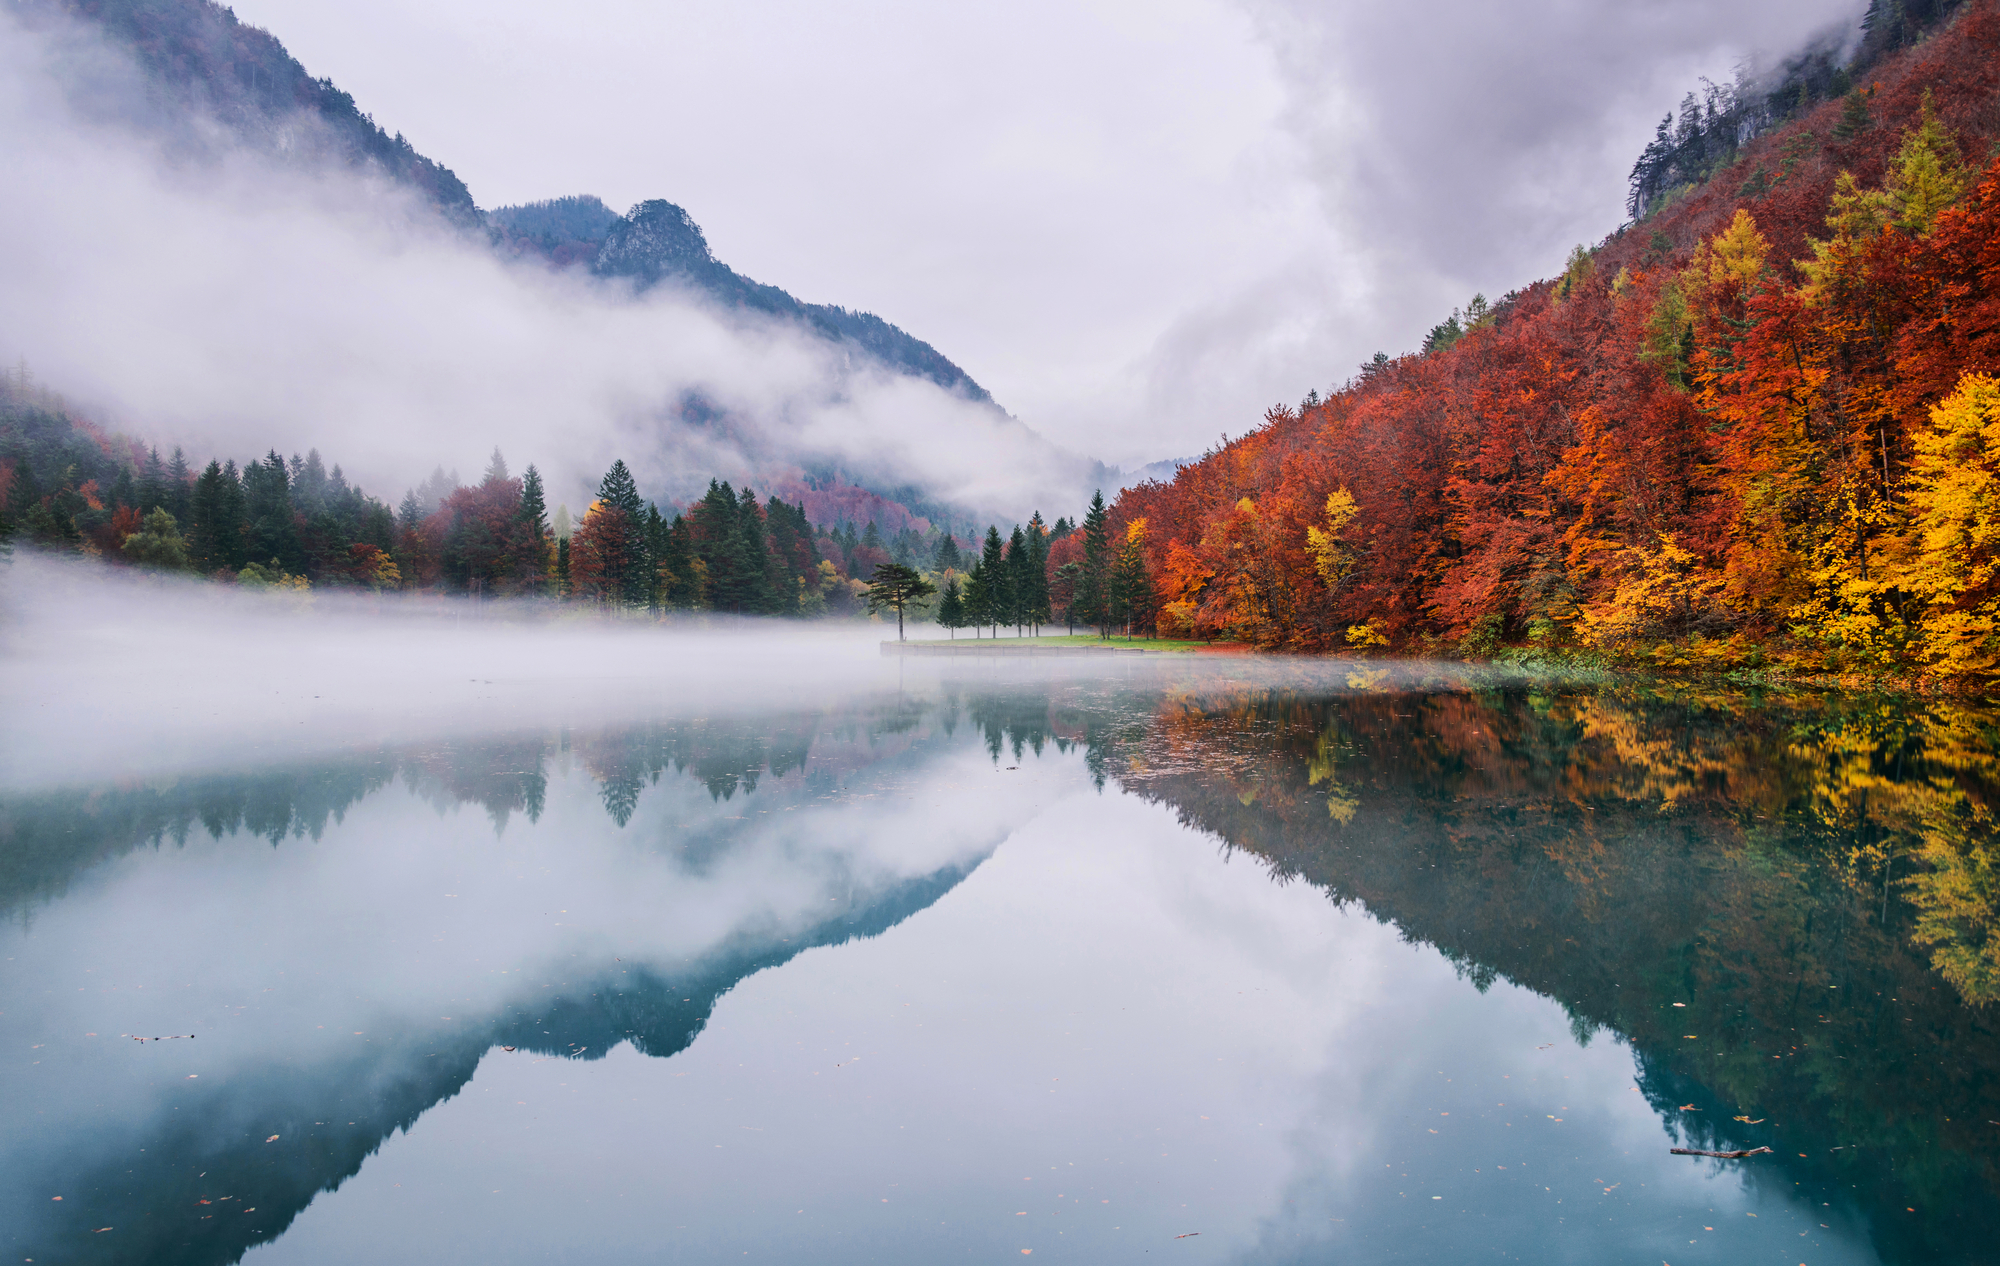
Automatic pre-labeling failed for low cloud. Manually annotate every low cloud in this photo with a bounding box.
[0,11,1090,522]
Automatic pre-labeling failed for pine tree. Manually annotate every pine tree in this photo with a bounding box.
[935,533,962,572]
[242,451,304,574]
[190,459,247,572]
[1077,490,1110,636]
[1006,525,1032,634]
[165,448,191,524]
[865,562,936,641]
[1109,526,1152,639]
[937,575,966,638]
[657,512,698,608]
[981,526,1008,636]
[646,504,669,611]
[138,447,166,513]
[596,459,649,606]
[517,464,550,591]
[1026,511,1052,633]
[963,562,990,637]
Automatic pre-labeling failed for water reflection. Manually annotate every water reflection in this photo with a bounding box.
[1106,679,2000,1262]
[2,671,1997,1264]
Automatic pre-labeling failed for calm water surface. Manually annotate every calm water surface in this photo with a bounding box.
[4,666,1997,1264]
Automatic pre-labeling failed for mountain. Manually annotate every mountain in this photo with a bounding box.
[36,0,998,407]
[24,0,479,222]
[503,196,995,402]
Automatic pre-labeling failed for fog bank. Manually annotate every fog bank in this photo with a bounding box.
[0,9,1089,522]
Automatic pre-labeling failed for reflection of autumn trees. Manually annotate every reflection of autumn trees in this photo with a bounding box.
[1110,683,2000,1265]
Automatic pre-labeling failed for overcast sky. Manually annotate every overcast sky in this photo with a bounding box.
[219,0,1861,467]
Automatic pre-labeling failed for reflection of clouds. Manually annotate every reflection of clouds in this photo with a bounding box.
[0,725,1024,1262]
[1240,971,1878,1265]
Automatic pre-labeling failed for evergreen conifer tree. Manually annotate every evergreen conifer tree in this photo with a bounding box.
[1026,511,1052,633]
[596,460,649,606]
[864,562,936,641]
[138,447,166,513]
[935,533,962,572]
[981,526,1008,636]
[1110,527,1152,639]
[1077,490,1110,636]
[243,451,305,574]
[165,448,192,524]
[1006,525,1032,634]
[189,459,247,572]
[517,464,550,591]
[937,575,965,638]
[963,562,990,637]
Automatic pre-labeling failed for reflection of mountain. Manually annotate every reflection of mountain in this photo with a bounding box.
[2,700,1007,1265]
[17,859,982,1266]
[1104,684,2000,1266]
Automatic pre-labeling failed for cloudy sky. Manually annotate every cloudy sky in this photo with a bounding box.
[222,0,1865,468]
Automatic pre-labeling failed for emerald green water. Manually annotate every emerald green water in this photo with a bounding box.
[3,668,1996,1264]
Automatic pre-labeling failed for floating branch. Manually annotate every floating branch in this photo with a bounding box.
[1670,1146,1772,1159]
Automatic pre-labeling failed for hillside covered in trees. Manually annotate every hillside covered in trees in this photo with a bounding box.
[1108,0,2000,680]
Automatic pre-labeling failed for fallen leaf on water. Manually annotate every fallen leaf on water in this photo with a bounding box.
[265,1135,279,1143]
[1176,1232,1201,1239]
[1733,1116,1766,1124]
[1678,1104,1698,1111]
[502,1046,516,1052]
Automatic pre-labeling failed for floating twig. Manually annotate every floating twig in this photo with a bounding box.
[123,1034,194,1043]
[1670,1146,1773,1159]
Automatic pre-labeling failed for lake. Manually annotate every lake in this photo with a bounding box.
[4,651,1997,1265]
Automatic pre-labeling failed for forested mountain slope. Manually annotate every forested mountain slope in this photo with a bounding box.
[1115,0,2000,680]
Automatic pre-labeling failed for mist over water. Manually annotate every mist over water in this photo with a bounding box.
[4,585,1996,1262]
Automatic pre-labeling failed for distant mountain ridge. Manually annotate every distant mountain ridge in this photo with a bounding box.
[34,0,996,405]
[507,196,994,402]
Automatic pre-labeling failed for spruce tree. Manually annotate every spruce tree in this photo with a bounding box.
[738,486,783,614]
[1110,530,1152,638]
[517,464,550,591]
[1026,512,1052,633]
[658,512,697,608]
[165,448,192,524]
[935,533,962,572]
[981,526,1008,636]
[937,575,965,638]
[1078,490,1110,637]
[138,447,166,513]
[646,504,669,611]
[963,562,990,637]
[243,451,305,574]
[596,459,648,606]
[1007,525,1031,634]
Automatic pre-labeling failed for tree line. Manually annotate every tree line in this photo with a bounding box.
[0,389,1156,635]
